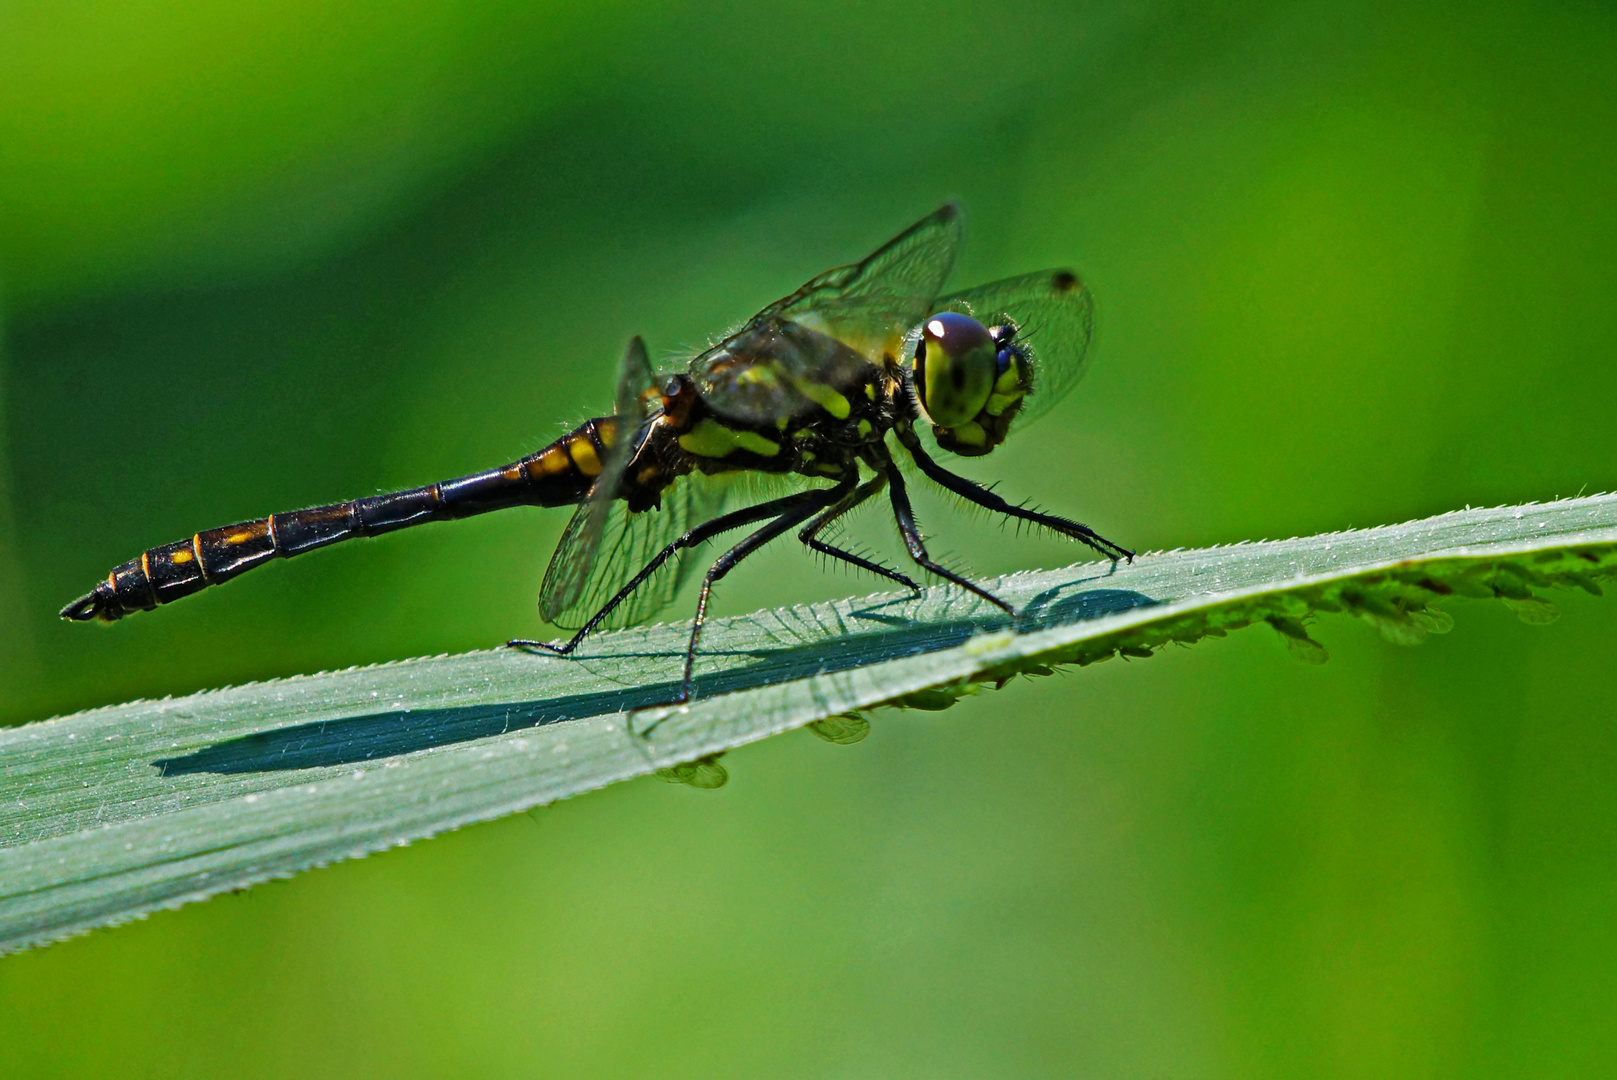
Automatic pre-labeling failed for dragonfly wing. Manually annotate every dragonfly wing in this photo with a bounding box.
[934,269,1095,427]
[539,471,733,631]
[538,337,657,622]
[614,334,657,421]
[695,205,964,423]
[766,202,964,347]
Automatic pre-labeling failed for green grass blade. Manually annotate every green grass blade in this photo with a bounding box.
[5,495,1616,954]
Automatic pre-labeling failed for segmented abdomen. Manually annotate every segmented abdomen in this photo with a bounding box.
[62,417,621,623]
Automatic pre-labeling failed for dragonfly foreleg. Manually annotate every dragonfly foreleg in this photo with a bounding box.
[885,462,1016,615]
[508,487,842,657]
[797,474,920,593]
[676,480,853,703]
[897,432,1134,563]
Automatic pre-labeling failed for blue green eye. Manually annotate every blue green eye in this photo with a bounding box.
[914,312,997,428]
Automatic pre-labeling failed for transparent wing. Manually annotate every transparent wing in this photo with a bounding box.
[540,471,732,631]
[935,269,1095,427]
[538,337,656,621]
[613,334,658,422]
[762,202,964,349]
[694,204,964,422]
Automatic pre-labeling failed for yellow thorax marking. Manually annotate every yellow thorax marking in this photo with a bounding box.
[733,365,779,387]
[678,418,780,459]
[790,379,851,419]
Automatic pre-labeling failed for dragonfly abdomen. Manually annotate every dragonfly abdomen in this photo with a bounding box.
[60,418,621,623]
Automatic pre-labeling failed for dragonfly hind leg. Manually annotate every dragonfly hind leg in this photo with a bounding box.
[798,474,920,593]
[674,484,849,703]
[508,488,839,656]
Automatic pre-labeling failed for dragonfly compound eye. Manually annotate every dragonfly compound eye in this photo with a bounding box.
[914,312,997,429]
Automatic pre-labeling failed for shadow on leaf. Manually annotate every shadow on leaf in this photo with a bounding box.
[153,583,1157,775]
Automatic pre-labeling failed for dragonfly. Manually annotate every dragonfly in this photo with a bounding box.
[61,205,1131,702]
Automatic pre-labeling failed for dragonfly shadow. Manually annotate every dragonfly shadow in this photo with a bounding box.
[683,585,1157,699]
[1016,583,1158,624]
[153,582,1157,776]
[152,684,685,776]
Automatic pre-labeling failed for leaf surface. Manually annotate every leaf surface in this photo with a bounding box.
[5,495,1615,954]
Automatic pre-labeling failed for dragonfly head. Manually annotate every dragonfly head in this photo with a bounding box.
[913,312,1031,457]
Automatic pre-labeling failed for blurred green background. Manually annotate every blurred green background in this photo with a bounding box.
[3,0,1616,1075]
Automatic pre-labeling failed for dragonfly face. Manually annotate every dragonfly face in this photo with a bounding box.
[63,204,1132,706]
[914,312,998,427]
[912,313,1036,457]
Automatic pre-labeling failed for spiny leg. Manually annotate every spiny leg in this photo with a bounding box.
[885,464,1015,615]
[676,491,841,703]
[508,486,845,655]
[898,432,1133,562]
[798,474,920,593]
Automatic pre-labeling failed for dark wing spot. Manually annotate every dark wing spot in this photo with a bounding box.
[1051,271,1078,293]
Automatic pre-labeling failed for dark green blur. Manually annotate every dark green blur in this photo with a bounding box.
[2,1,1615,1075]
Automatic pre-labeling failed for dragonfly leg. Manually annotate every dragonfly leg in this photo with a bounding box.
[676,483,849,703]
[508,488,840,656]
[885,463,1016,615]
[797,474,920,593]
[897,433,1134,562]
